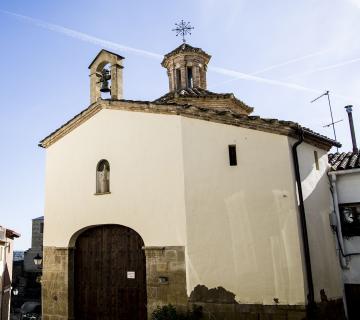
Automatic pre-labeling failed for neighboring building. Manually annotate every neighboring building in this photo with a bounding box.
[0,226,20,320]
[329,152,360,320]
[328,104,360,320]
[24,217,44,273]
[40,45,344,320]
[13,251,24,262]
[11,217,43,313]
[11,258,25,312]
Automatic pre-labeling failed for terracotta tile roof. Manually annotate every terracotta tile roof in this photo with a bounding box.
[6,229,20,239]
[328,152,360,171]
[0,226,20,239]
[155,88,233,101]
[39,99,341,150]
[153,88,254,114]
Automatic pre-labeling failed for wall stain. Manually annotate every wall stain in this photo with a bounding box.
[189,284,238,304]
[320,289,328,302]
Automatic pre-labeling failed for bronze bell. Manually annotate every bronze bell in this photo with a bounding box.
[100,69,111,93]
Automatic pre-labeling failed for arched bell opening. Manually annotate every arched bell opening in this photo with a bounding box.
[89,50,124,104]
[95,62,112,100]
[70,224,147,320]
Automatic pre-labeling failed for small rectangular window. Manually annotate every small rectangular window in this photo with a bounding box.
[314,150,319,170]
[40,223,44,234]
[228,145,237,166]
[340,203,360,237]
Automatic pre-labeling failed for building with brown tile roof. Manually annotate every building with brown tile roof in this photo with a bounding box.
[327,104,360,318]
[40,46,344,320]
[329,151,360,171]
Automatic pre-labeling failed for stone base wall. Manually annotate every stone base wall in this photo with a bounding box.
[42,245,188,320]
[164,300,344,320]
[181,299,345,320]
[186,303,306,320]
[144,246,187,318]
[42,246,74,320]
[41,245,344,320]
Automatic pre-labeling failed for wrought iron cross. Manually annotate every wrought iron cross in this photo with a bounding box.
[172,20,194,43]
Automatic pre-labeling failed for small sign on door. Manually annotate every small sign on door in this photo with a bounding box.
[127,271,135,279]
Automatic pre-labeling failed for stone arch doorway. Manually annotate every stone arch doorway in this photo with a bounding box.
[74,224,147,320]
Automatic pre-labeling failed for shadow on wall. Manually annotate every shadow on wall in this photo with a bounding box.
[302,167,341,300]
[189,285,238,304]
[296,145,326,202]
[188,285,344,319]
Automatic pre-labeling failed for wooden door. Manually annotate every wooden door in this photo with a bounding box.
[74,225,147,320]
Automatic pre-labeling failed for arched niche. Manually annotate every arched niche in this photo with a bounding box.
[95,159,110,194]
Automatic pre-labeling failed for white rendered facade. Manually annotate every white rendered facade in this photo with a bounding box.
[43,106,342,305]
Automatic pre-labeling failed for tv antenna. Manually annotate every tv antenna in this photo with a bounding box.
[311,90,340,151]
[323,119,343,128]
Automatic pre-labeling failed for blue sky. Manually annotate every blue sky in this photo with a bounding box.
[1,0,360,249]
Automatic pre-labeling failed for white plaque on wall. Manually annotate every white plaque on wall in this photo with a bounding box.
[127,271,135,279]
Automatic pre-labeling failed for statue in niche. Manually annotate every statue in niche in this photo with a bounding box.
[96,160,110,193]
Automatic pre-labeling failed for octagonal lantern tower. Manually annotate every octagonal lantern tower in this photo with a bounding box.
[161,43,211,92]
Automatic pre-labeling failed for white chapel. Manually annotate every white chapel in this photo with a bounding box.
[40,44,344,320]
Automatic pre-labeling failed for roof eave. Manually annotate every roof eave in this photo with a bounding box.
[162,52,211,66]
[302,128,341,150]
[39,99,338,151]
[161,44,211,67]
[329,167,360,174]
[39,101,102,148]
[6,229,20,239]
[231,97,254,114]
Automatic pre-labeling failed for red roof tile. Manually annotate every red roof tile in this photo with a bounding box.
[328,152,360,171]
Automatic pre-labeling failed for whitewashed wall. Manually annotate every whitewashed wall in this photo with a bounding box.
[336,172,360,204]
[296,142,343,301]
[44,107,342,306]
[44,109,187,247]
[181,118,306,305]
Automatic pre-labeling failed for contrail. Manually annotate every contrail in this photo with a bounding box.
[252,50,329,75]
[1,10,359,102]
[209,66,322,94]
[0,10,163,60]
[209,67,359,101]
[213,49,329,87]
[286,56,360,79]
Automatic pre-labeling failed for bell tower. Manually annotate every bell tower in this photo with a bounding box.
[161,43,211,92]
[89,50,124,103]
